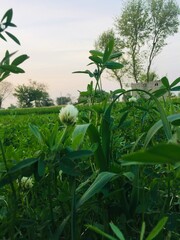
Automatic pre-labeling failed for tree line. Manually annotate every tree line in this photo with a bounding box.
[0,80,72,108]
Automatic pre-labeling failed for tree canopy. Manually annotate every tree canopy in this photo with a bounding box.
[14,80,54,108]
[95,0,180,85]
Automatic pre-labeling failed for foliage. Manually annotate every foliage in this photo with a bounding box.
[95,0,180,84]
[0,9,29,82]
[13,80,54,108]
[0,9,180,240]
[94,29,129,89]
[56,96,71,105]
[74,38,123,105]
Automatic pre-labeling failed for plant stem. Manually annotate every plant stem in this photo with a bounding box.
[71,179,77,240]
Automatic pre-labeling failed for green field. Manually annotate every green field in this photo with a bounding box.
[0,98,179,239]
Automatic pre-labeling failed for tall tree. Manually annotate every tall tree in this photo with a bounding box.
[115,0,149,83]
[97,0,180,83]
[146,0,180,81]
[0,81,13,108]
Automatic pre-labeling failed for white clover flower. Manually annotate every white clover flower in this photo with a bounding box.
[129,96,137,102]
[59,104,78,126]
[19,177,34,189]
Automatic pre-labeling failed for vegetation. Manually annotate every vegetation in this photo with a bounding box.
[95,0,180,84]
[0,7,180,240]
[14,80,54,108]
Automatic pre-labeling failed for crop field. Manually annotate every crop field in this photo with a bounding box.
[0,96,180,240]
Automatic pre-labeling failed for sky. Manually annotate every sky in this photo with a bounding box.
[0,0,180,108]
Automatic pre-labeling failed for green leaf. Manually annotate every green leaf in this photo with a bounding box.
[0,158,38,188]
[122,144,180,165]
[171,86,180,91]
[72,124,90,150]
[140,222,146,240]
[72,70,94,78]
[146,217,168,240]
[104,61,123,69]
[0,64,24,73]
[1,9,13,23]
[86,224,117,240]
[87,124,107,171]
[109,52,122,60]
[161,76,170,89]
[29,124,44,145]
[144,114,180,148]
[89,55,103,64]
[109,222,125,240]
[9,158,38,174]
[103,39,114,63]
[76,172,117,209]
[38,158,46,177]
[0,33,6,41]
[0,71,10,81]
[170,77,180,88]
[89,50,103,57]
[153,88,167,98]
[11,54,29,66]
[0,51,17,65]
[112,89,125,95]
[66,150,93,159]
[5,31,20,45]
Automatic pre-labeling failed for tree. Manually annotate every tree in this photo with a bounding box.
[145,0,180,81]
[56,96,71,105]
[115,0,149,83]
[0,81,13,108]
[96,0,179,84]
[14,80,53,107]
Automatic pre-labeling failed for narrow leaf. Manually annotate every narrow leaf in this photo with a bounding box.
[144,114,180,148]
[110,222,125,240]
[76,172,117,209]
[122,144,180,165]
[109,52,122,60]
[103,39,114,63]
[146,217,168,240]
[5,31,20,45]
[29,124,44,145]
[104,61,123,69]
[170,77,180,88]
[0,64,24,73]
[89,50,103,57]
[72,124,90,150]
[11,54,29,66]
[0,33,6,41]
[1,9,13,23]
[86,224,117,240]
[140,222,146,240]
[72,70,94,78]
[89,55,103,64]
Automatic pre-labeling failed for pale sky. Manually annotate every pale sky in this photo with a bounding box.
[1,0,180,107]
